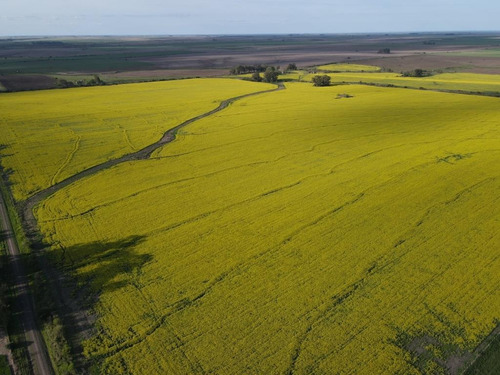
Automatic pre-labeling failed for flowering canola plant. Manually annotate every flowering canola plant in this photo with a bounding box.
[2,79,499,374]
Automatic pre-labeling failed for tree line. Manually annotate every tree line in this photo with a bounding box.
[56,75,105,88]
[230,63,297,75]
[230,63,299,83]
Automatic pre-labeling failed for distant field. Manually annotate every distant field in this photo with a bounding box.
[23,82,500,374]
[435,49,500,58]
[0,55,153,75]
[316,63,381,72]
[49,69,226,85]
[2,33,500,92]
[282,71,500,93]
[0,78,273,200]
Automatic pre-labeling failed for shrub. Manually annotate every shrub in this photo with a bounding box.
[312,75,331,87]
[251,72,262,82]
[263,67,279,83]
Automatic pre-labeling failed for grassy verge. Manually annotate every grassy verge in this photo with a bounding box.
[5,320,31,375]
[0,355,11,375]
[0,178,76,374]
[0,189,32,375]
[32,273,75,375]
[464,331,500,375]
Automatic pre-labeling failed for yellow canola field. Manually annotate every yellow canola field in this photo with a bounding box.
[0,78,274,201]
[34,83,500,374]
[283,71,500,93]
[316,63,381,72]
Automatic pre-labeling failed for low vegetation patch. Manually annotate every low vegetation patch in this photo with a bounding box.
[312,74,331,86]
[0,356,11,375]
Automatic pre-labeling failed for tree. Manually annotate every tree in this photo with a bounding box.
[251,72,262,82]
[377,48,391,54]
[230,65,245,75]
[312,75,331,87]
[230,64,268,75]
[263,67,279,83]
[413,68,424,77]
[286,63,297,71]
[88,75,104,86]
[401,68,426,77]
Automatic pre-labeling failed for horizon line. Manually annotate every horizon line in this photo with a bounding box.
[1,30,500,39]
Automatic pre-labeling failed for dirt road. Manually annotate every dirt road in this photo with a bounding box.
[22,82,284,228]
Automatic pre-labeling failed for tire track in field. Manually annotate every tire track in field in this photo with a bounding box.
[21,82,284,229]
[40,138,415,227]
[40,138,490,223]
[85,144,492,364]
[49,134,481,224]
[121,128,136,151]
[90,192,367,360]
[50,135,81,186]
[286,176,499,374]
[89,152,458,361]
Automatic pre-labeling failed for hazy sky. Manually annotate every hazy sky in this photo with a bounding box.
[1,0,498,36]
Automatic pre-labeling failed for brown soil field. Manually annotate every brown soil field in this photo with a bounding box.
[0,75,58,91]
[103,68,227,79]
[1,33,499,91]
[356,54,500,74]
[137,51,388,70]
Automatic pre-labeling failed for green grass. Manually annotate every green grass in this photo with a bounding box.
[0,356,11,375]
[0,242,12,375]
[0,183,30,256]
[0,55,153,75]
[465,333,500,375]
[0,180,76,375]
[5,321,31,375]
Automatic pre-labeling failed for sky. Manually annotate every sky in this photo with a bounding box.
[0,0,498,36]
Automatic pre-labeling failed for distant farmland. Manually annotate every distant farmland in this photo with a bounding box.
[0,74,499,374]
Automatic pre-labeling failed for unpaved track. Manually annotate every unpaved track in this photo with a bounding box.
[0,188,53,375]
